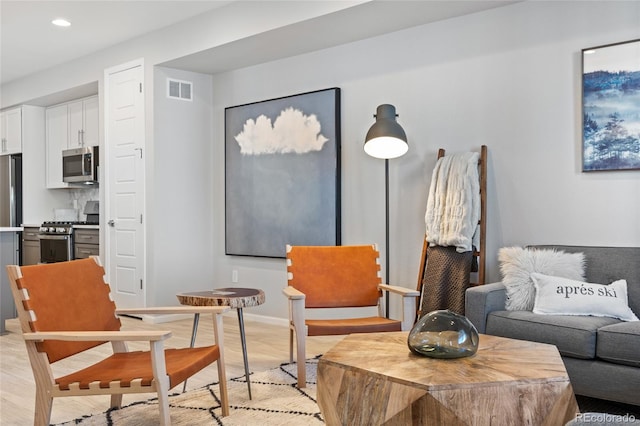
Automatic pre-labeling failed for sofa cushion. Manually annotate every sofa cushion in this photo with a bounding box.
[486,310,619,359]
[597,321,640,367]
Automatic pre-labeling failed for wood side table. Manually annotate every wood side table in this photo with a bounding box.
[318,332,578,425]
[177,288,265,398]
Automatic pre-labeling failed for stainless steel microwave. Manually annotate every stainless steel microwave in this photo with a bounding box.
[62,146,99,184]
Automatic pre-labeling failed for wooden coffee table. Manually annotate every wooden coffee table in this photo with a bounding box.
[318,332,578,425]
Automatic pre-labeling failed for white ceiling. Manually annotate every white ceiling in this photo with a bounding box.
[0,0,232,85]
[1,1,519,87]
[161,0,520,76]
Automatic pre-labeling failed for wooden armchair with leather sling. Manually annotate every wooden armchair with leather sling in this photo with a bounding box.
[283,244,419,387]
[6,257,229,425]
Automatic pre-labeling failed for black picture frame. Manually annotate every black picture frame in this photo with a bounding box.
[225,88,341,258]
[582,39,640,171]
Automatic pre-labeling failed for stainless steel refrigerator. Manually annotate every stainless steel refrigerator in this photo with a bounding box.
[0,154,22,228]
[0,154,21,334]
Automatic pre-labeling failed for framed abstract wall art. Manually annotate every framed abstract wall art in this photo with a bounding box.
[582,39,640,171]
[225,88,341,258]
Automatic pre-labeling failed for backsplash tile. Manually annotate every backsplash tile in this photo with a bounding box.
[67,188,99,221]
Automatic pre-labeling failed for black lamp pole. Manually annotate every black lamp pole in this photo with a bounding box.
[385,158,390,318]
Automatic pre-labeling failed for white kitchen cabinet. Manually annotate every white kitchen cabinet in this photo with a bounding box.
[45,95,99,188]
[0,107,23,155]
[45,104,69,188]
[17,105,64,225]
[68,96,99,148]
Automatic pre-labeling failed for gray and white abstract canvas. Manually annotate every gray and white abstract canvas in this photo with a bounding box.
[225,88,341,258]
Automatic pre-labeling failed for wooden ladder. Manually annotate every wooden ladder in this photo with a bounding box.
[415,145,487,319]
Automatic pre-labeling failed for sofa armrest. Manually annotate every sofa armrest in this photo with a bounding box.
[465,282,507,334]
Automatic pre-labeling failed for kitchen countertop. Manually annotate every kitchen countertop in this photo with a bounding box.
[19,224,99,230]
[1,225,99,232]
[74,224,99,229]
[0,227,23,232]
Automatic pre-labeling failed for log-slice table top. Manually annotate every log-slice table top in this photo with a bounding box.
[177,288,265,310]
[318,331,579,426]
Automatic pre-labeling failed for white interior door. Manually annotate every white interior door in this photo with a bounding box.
[105,61,145,309]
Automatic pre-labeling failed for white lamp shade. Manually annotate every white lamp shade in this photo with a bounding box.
[364,136,409,159]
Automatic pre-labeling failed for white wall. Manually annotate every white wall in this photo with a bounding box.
[151,67,215,306]
[0,1,363,109]
[211,1,640,319]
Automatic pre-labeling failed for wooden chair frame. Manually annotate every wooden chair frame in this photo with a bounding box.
[6,257,230,425]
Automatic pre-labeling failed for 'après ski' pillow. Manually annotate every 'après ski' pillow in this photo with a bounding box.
[531,273,639,322]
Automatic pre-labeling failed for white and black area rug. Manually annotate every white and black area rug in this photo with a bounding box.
[56,356,323,425]
[53,354,640,425]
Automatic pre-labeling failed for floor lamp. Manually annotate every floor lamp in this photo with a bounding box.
[364,104,408,318]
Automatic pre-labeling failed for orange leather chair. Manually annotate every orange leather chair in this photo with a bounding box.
[283,244,419,387]
[6,257,229,425]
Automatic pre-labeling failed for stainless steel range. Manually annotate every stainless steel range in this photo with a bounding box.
[39,221,75,263]
[39,221,98,263]
[39,201,100,263]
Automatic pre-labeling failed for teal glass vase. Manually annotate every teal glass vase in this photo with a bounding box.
[407,310,479,359]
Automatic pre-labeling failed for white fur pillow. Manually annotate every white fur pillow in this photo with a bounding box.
[531,273,639,321]
[499,247,585,311]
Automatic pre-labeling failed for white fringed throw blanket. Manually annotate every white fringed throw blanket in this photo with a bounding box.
[424,152,480,253]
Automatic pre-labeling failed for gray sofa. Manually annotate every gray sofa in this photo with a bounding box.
[466,245,640,406]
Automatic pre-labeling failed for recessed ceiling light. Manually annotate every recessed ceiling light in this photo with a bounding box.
[52,18,71,27]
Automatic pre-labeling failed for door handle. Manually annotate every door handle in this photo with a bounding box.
[107,220,115,227]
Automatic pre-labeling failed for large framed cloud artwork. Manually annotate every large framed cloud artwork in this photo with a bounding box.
[582,39,640,171]
[225,88,341,258]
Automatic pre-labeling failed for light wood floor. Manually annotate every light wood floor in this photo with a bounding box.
[0,315,343,425]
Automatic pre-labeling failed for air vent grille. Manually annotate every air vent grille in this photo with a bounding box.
[167,78,192,101]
